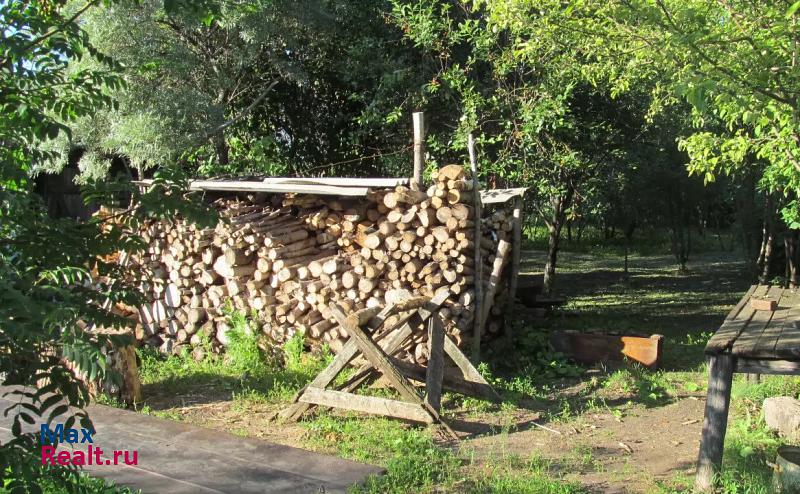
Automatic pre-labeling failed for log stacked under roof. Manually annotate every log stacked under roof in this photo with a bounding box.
[131,165,514,365]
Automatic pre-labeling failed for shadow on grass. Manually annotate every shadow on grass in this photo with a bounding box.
[137,360,317,410]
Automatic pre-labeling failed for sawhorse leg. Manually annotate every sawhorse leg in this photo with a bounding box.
[695,353,735,492]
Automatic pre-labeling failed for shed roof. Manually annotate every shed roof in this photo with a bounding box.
[136,177,527,203]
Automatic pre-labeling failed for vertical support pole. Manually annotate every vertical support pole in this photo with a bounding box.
[508,194,523,308]
[695,354,736,492]
[412,112,425,191]
[425,315,445,412]
[468,133,483,363]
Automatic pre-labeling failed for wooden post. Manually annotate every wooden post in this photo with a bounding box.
[412,112,425,191]
[695,353,736,492]
[468,132,483,363]
[508,195,523,307]
[425,315,445,412]
[480,239,511,332]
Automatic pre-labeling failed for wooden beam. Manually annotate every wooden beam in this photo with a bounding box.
[330,291,451,399]
[154,179,372,197]
[508,195,523,308]
[278,295,440,421]
[328,303,457,439]
[468,132,483,363]
[412,112,425,190]
[329,303,425,404]
[262,177,410,188]
[425,315,445,412]
[736,358,800,375]
[443,336,502,402]
[696,354,736,492]
[391,358,501,402]
[479,239,511,332]
[299,387,433,423]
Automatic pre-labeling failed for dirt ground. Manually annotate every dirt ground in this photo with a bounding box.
[463,398,706,493]
[144,383,709,493]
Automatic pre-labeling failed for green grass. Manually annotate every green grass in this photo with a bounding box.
[0,457,139,494]
[136,320,331,407]
[299,413,583,494]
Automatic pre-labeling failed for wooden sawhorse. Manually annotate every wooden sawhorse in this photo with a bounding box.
[277,291,500,439]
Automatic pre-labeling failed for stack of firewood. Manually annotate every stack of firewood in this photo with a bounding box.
[131,165,514,365]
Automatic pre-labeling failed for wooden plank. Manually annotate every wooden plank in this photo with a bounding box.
[771,289,800,359]
[391,358,501,402]
[724,285,758,321]
[774,321,800,359]
[745,289,798,358]
[190,180,370,197]
[334,291,451,395]
[695,354,736,492]
[507,195,523,309]
[705,285,766,354]
[425,315,445,412]
[479,239,511,332]
[443,336,502,402]
[736,358,800,375]
[329,303,457,439]
[412,112,425,190]
[329,303,425,405]
[278,338,362,421]
[480,188,529,204]
[468,133,483,363]
[262,177,409,187]
[299,387,433,424]
[731,285,782,357]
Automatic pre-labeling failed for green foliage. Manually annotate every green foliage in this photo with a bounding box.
[0,442,138,493]
[137,329,330,404]
[304,415,583,494]
[282,333,306,373]
[0,2,217,491]
[606,0,800,225]
[303,415,459,493]
[58,0,423,177]
[465,458,586,494]
[601,367,675,406]
[481,321,583,403]
[220,304,271,374]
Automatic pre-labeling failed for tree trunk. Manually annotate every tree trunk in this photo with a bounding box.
[214,135,229,168]
[543,223,560,296]
[623,221,635,277]
[760,231,774,284]
[787,230,799,288]
[736,171,760,276]
[542,189,574,296]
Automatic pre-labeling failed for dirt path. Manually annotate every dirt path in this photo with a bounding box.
[463,398,705,493]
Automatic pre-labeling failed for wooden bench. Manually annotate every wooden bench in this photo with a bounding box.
[696,284,800,491]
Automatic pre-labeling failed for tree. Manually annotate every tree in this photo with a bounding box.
[604,0,800,279]
[0,1,212,489]
[46,0,427,179]
[390,0,655,293]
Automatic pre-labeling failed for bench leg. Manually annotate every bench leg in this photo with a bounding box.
[695,354,735,492]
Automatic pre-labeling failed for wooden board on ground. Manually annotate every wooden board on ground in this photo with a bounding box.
[550,331,664,369]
